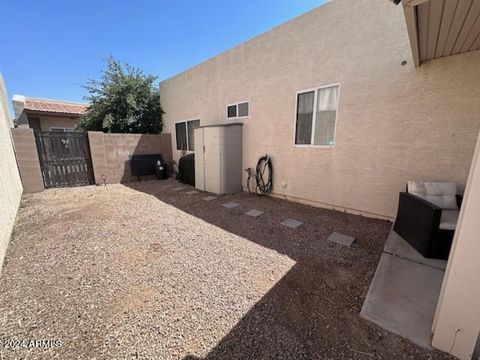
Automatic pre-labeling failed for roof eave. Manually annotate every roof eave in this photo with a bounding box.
[402,3,421,67]
[24,109,84,118]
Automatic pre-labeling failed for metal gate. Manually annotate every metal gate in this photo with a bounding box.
[35,131,94,188]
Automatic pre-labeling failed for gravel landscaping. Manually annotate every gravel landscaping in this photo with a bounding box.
[0,179,452,359]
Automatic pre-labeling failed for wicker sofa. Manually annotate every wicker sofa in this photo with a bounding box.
[393,181,462,260]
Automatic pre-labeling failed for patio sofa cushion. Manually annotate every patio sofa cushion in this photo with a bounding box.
[407,181,458,210]
[439,210,459,231]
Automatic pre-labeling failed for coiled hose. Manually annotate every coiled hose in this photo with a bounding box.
[246,155,273,195]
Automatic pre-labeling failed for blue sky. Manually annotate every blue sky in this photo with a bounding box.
[1,0,327,106]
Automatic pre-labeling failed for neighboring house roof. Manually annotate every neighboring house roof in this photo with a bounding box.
[13,95,87,116]
[12,95,88,127]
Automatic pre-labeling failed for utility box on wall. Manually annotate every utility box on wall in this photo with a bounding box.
[194,123,242,195]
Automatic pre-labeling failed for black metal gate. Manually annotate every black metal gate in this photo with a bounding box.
[35,131,94,188]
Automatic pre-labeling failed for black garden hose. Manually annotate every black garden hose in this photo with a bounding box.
[255,155,273,195]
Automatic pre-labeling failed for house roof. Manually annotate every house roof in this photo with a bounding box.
[12,95,87,116]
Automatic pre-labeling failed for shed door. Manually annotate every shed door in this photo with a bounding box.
[204,127,221,194]
[194,127,205,191]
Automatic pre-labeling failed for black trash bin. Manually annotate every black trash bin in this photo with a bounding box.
[177,153,195,186]
[155,160,168,179]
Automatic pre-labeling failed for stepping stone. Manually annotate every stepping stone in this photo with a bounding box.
[327,232,355,247]
[222,202,239,209]
[281,218,303,229]
[186,190,199,195]
[245,209,264,217]
[173,187,184,191]
[203,196,217,202]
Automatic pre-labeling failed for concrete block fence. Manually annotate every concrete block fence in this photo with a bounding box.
[11,130,173,191]
[11,128,44,193]
[87,132,173,184]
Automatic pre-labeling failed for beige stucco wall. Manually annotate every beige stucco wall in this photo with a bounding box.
[88,132,173,184]
[34,115,79,131]
[159,0,480,219]
[0,74,23,274]
[431,130,480,359]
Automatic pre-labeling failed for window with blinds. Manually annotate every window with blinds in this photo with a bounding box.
[294,85,339,146]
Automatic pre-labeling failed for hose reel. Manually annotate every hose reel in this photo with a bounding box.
[246,154,273,195]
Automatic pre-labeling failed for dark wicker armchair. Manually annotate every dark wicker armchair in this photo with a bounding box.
[393,181,461,260]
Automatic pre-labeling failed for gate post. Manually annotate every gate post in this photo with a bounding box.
[87,131,109,185]
[11,128,44,193]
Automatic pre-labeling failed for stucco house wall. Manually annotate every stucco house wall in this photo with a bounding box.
[26,114,79,131]
[0,74,23,273]
[432,131,480,360]
[159,0,480,219]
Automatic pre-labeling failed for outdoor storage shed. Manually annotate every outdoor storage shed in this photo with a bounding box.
[194,123,242,195]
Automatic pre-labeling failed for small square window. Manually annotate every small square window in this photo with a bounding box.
[238,102,249,117]
[227,105,237,118]
[227,102,249,119]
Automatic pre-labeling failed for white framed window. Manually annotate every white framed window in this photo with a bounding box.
[50,127,74,132]
[227,101,249,119]
[50,127,65,132]
[175,119,200,151]
[294,84,339,147]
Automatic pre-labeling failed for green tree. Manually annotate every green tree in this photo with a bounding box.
[78,57,163,133]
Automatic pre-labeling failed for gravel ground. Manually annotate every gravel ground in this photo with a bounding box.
[0,179,452,360]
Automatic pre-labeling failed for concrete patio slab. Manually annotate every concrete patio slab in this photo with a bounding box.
[384,230,447,270]
[186,190,199,195]
[222,202,239,209]
[327,232,355,247]
[281,219,303,229]
[245,209,264,217]
[360,253,444,349]
[203,196,217,202]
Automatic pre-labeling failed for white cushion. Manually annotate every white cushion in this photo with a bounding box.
[440,210,459,230]
[408,181,458,210]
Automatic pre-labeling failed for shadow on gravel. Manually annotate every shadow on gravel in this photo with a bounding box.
[121,180,449,360]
